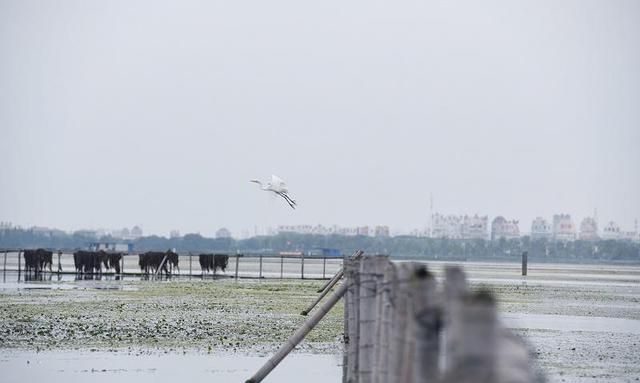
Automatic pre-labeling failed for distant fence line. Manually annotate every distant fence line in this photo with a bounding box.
[0,249,342,280]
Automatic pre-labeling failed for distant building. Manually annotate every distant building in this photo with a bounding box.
[531,217,552,239]
[579,217,599,241]
[216,227,232,239]
[491,216,520,240]
[374,225,390,237]
[89,241,133,253]
[553,214,576,241]
[170,230,181,239]
[431,214,463,239]
[601,221,621,240]
[357,226,370,236]
[130,226,143,238]
[431,213,488,239]
[277,224,373,236]
[461,214,489,240]
[73,230,98,239]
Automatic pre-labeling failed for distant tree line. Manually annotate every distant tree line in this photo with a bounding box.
[1,227,638,263]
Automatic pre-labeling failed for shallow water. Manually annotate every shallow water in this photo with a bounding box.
[0,350,342,383]
[502,313,640,334]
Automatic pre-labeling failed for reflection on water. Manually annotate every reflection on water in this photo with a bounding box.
[502,313,640,334]
[0,350,343,383]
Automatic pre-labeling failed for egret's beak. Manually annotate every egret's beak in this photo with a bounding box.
[250,180,260,184]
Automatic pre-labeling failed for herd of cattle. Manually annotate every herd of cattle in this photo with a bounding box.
[21,249,230,276]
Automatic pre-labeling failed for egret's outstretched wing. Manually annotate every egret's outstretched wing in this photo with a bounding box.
[270,174,288,193]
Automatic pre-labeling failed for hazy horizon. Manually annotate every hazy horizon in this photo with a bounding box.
[2,0,639,237]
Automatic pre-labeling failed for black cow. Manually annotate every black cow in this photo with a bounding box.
[73,250,122,274]
[138,250,178,276]
[23,249,53,274]
[198,253,229,275]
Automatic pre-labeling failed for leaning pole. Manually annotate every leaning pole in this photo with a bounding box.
[245,282,348,383]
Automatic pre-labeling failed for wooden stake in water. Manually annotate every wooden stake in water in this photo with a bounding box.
[245,283,348,383]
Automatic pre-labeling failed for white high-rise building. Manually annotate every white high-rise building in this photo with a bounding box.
[491,216,520,240]
[553,214,576,241]
[531,217,552,239]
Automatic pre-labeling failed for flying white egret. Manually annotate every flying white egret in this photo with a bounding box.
[250,175,297,209]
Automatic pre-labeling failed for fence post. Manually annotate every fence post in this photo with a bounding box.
[3,251,6,273]
[121,255,125,276]
[280,255,284,279]
[57,251,62,274]
[345,256,361,383]
[323,257,327,279]
[389,263,412,382]
[375,261,394,383]
[357,256,385,383]
[412,264,441,383]
[443,266,468,371]
[522,251,528,276]
[235,254,240,280]
[343,256,350,383]
[189,253,193,278]
[259,254,263,278]
[18,250,22,281]
[301,253,305,279]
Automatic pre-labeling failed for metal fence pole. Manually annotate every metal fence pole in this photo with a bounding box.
[522,251,528,276]
[259,255,263,278]
[235,254,239,280]
[3,251,6,273]
[280,255,284,279]
[189,253,193,277]
[17,250,22,281]
[301,253,305,280]
[323,257,327,279]
[57,251,62,274]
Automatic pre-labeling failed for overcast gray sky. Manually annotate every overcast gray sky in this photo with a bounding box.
[1,0,639,236]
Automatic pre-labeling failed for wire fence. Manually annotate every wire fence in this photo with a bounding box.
[0,249,342,281]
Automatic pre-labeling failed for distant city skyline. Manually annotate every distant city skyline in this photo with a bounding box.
[2,208,638,241]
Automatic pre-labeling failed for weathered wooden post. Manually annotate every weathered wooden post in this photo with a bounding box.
[301,262,345,315]
[235,253,240,280]
[121,255,125,275]
[389,263,413,383]
[318,268,341,293]
[441,290,499,383]
[245,283,348,383]
[412,264,441,383]
[189,253,193,277]
[373,261,394,383]
[301,252,305,279]
[259,254,263,278]
[522,251,528,276]
[57,251,62,274]
[323,257,327,279]
[280,255,284,279]
[443,266,468,371]
[3,250,6,273]
[345,256,361,383]
[357,255,386,383]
